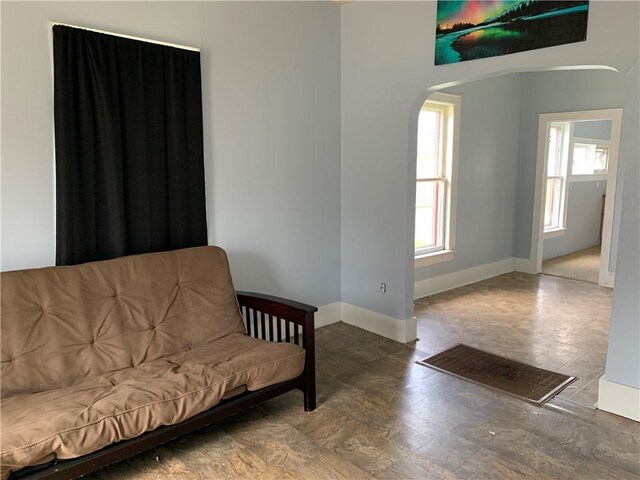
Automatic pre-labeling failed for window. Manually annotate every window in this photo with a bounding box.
[415,93,459,265]
[572,142,609,175]
[544,122,570,232]
[544,122,612,238]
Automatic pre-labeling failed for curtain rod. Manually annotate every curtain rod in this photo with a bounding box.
[49,22,200,52]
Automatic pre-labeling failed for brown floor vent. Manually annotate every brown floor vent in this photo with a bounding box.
[417,344,577,405]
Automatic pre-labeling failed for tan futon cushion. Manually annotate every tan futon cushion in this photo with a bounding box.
[1,247,245,397]
[1,333,304,477]
[0,247,306,477]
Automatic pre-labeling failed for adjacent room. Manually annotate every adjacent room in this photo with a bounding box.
[1,1,638,479]
[541,117,615,285]
[412,69,625,410]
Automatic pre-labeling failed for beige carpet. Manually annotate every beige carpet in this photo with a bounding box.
[542,245,601,284]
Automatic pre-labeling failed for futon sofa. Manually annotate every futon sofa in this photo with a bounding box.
[0,246,317,479]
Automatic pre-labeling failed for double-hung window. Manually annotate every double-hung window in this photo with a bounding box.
[544,122,610,238]
[415,93,460,266]
[544,122,570,233]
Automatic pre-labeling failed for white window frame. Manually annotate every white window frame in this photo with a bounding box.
[569,136,610,181]
[415,92,460,268]
[543,122,571,239]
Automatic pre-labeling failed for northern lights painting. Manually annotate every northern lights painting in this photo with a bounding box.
[435,1,589,65]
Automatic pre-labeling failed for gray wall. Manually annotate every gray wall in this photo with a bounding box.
[415,74,522,282]
[341,2,638,393]
[605,62,640,390]
[514,69,627,273]
[342,2,638,321]
[414,72,618,277]
[573,119,612,140]
[0,1,342,308]
[410,70,622,274]
[542,181,606,261]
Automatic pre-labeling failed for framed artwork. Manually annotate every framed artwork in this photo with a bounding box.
[435,1,590,65]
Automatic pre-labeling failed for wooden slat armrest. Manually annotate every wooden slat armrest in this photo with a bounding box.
[236,291,318,315]
[235,291,317,412]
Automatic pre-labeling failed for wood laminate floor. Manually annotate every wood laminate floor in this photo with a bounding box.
[414,271,612,409]
[542,245,601,284]
[88,273,638,480]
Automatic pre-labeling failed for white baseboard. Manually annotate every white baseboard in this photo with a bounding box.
[340,302,416,343]
[599,271,615,288]
[598,377,640,422]
[513,257,537,274]
[314,301,415,343]
[315,302,342,329]
[414,257,516,300]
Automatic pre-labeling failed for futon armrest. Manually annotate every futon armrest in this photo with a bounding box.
[236,291,318,315]
[235,290,317,411]
[235,291,316,343]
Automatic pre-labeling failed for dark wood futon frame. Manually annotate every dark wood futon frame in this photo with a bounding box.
[10,292,317,480]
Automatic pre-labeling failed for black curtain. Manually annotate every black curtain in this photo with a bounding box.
[53,25,207,266]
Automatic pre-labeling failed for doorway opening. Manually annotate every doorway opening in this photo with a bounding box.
[531,109,623,287]
[410,68,626,411]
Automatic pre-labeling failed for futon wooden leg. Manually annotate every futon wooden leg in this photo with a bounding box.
[303,381,316,412]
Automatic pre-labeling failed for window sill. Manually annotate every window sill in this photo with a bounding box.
[544,228,567,239]
[415,250,455,268]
